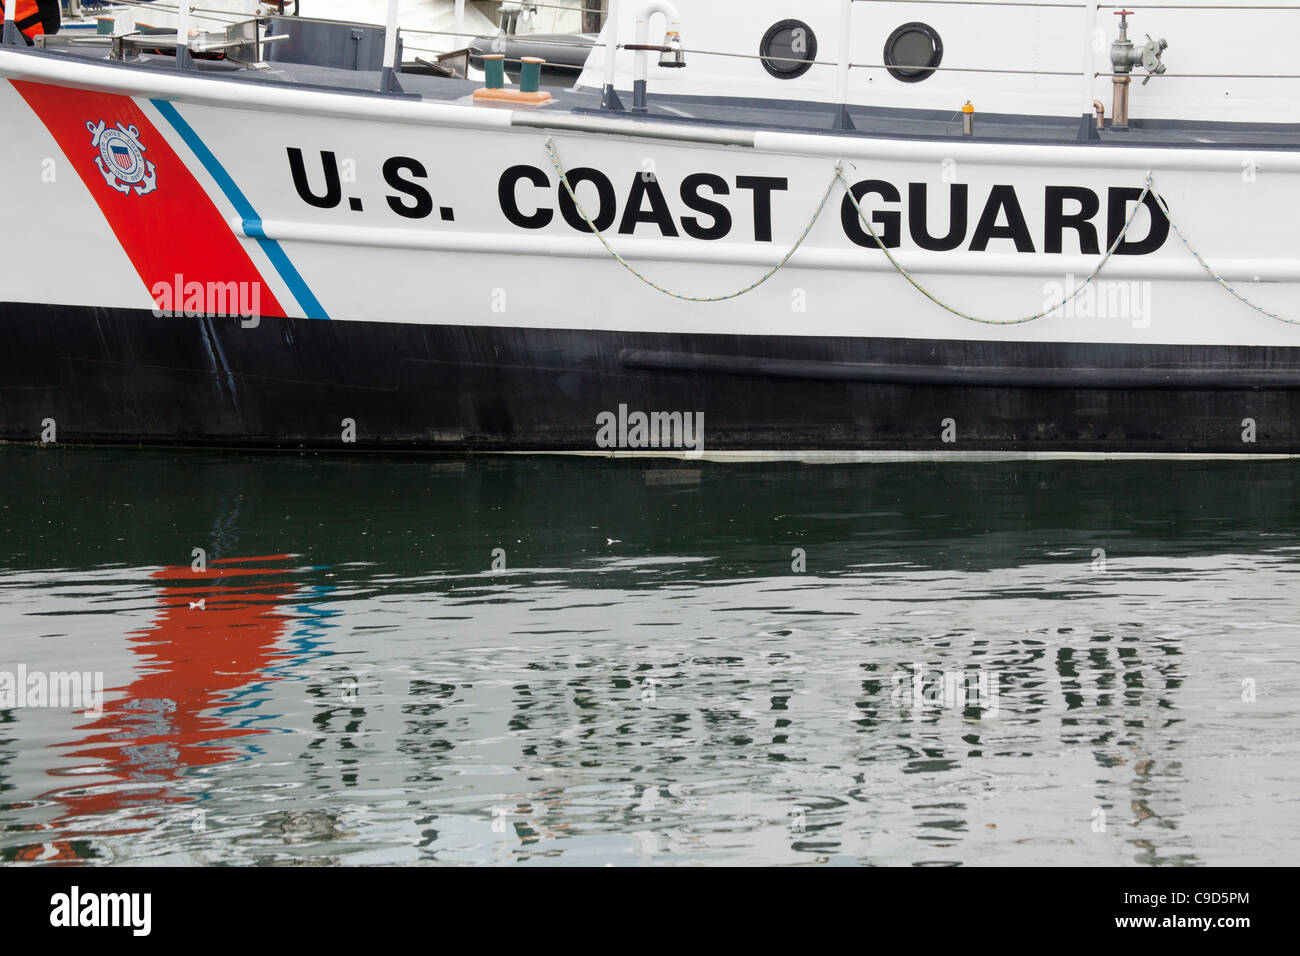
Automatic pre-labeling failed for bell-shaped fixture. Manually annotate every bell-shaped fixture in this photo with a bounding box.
[659,30,686,69]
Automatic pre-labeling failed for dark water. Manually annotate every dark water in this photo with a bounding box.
[1,446,1297,866]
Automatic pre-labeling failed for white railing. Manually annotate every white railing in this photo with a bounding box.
[381,0,399,89]
[2,0,18,46]
[175,0,193,67]
[40,0,1300,97]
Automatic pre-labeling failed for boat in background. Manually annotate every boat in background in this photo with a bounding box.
[58,1,153,34]
[469,2,599,87]
[1,0,1299,457]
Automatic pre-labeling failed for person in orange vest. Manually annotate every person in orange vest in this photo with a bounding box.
[1,0,60,44]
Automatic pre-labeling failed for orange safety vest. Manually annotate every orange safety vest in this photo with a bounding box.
[2,0,59,42]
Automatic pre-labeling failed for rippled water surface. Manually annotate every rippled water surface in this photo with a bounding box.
[1,447,1297,866]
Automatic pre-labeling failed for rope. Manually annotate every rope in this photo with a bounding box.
[546,139,1295,326]
[1150,189,1299,326]
[838,168,1154,325]
[544,138,839,302]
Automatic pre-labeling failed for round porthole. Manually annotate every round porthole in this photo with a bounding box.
[883,22,943,82]
[759,19,818,79]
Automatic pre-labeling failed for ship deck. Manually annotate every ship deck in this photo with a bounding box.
[25,43,1300,151]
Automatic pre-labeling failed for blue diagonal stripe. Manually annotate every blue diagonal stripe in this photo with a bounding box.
[150,98,330,320]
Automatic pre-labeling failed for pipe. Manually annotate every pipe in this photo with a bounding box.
[1080,0,1099,114]
[1112,74,1130,129]
[835,0,851,106]
[513,110,755,146]
[175,0,194,69]
[381,0,401,92]
[223,215,1300,285]
[1,0,17,48]
[631,0,680,112]
[834,0,852,129]
[601,0,622,109]
[1093,98,1106,128]
[754,126,1296,173]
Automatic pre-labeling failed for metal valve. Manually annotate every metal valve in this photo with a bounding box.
[1139,34,1169,85]
[1111,11,1168,83]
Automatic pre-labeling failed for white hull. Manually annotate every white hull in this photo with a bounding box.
[2,48,1298,344]
[1,2,1299,454]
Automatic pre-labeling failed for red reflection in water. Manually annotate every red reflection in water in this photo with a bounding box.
[16,555,298,860]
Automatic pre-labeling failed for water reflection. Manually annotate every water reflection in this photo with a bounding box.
[0,448,1297,865]
[5,555,301,862]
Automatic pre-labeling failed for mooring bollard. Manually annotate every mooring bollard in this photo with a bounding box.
[483,53,506,90]
[474,53,552,105]
[519,56,544,94]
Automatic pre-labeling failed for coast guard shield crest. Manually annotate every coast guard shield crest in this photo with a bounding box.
[86,119,157,196]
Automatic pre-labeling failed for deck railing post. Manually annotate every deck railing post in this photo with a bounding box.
[3,0,23,46]
[381,0,403,93]
[175,0,195,70]
[630,1,681,112]
[834,0,854,130]
[1078,0,1101,139]
[601,0,624,110]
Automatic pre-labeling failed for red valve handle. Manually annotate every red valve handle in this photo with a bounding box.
[1115,9,1134,15]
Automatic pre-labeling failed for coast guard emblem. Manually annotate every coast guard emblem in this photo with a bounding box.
[86,120,157,196]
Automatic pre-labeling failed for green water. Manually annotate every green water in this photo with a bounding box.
[0,446,1297,865]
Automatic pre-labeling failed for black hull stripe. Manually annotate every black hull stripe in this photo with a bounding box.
[621,349,1300,390]
[4,303,1300,453]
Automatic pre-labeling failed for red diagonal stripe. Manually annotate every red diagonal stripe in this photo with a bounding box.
[13,81,286,318]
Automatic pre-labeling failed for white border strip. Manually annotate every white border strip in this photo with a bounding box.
[237,217,1300,282]
[5,48,1298,174]
[757,129,1300,173]
[0,48,513,130]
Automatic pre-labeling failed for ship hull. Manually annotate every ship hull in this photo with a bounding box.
[3,302,1299,454]
[3,45,1300,456]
